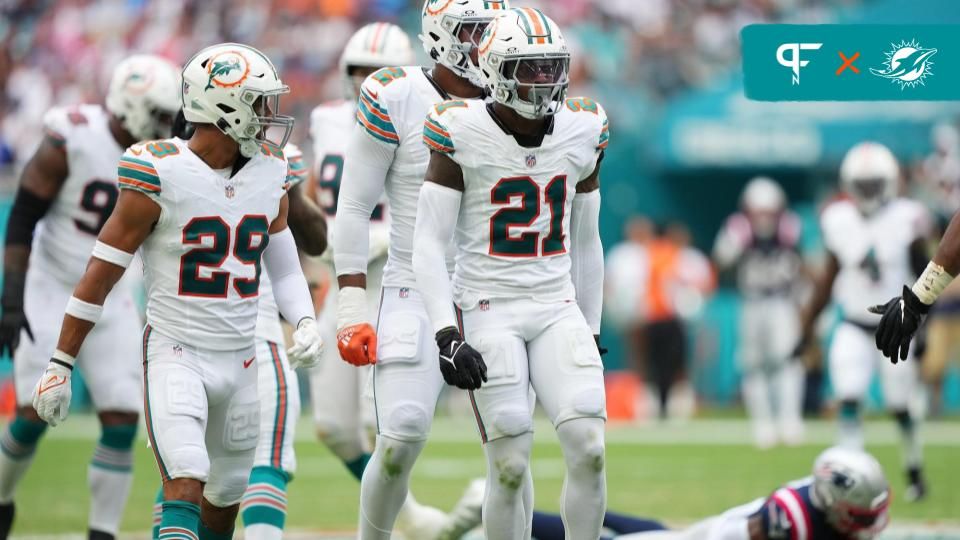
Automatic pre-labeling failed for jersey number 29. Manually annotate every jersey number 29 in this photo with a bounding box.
[490,175,566,257]
[179,216,270,298]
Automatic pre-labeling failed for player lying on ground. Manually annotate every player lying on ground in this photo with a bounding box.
[413,8,608,539]
[527,447,890,540]
[794,142,928,501]
[331,1,512,538]
[0,55,180,540]
[30,43,324,540]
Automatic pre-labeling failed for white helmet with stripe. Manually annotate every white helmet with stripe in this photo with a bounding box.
[811,447,890,539]
[840,141,900,215]
[340,22,415,99]
[106,54,181,141]
[181,43,294,158]
[477,8,571,119]
[420,0,510,86]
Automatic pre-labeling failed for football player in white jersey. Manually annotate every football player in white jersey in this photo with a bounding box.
[413,9,607,539]
[332,2,512,539]
[306,22,482,540]
[30,43,324,539]
[796,142,928,501]
[0,55,179,540]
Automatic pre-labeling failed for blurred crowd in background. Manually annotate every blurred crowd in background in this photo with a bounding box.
[3,0,960,429]
[0,0,860,174]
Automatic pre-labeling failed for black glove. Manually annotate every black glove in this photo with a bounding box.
[594,335,608,356]
[791,334,811,360]
[868,285,931,364]
[0,272,32,359]
[436,327,487,390]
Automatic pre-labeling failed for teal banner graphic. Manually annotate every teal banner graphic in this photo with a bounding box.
[742,24,960,101]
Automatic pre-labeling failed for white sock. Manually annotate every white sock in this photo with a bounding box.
[557,418,606,540]
[358,435,424,540]
[0,419,46,504]
[742,371,776,447]
[0,451,33,505]
[88,444,134,535]
[482,433,533,540]
[523,465,534,539]
[244,523,283,540]
[894,410,923,469]
[838,401,865,449]
[775,363,805,444]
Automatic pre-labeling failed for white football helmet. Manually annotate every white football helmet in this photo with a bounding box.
[181,43,294,158]
[340,22,415,99]
[105,55,181,142]
[811,447,891,539]
[840,141,900,215]
[741,176,785,238]
[478,8,571,119]
[420,0,510,86]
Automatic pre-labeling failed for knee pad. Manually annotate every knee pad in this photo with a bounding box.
[839,400,860,421]
[204,459,252,507]
[374,437,421,481]
[315,419,365,458]
[491,409,533,439]
[491,453,528,492]
[100,423,137,450]
[383,401,430,442]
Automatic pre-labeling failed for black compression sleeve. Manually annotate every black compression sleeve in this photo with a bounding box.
[5,188,53,247]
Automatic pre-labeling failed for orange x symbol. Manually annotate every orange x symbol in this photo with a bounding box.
[836,51,860,75]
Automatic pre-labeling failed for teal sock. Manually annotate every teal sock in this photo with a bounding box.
[241,465,289,531]
[199,520,234,540]
[152,486,164,539]
[1,416,47,459]
[344,453,371,481]
[158,500,199,540]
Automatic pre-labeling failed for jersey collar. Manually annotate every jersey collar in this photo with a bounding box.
[485,102,555,148]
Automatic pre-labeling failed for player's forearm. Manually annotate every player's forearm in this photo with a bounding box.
[264,228,315,325]
[287,185,328,256]
[333,129,394,279]
[570,191,604,333]
[413,182,460,333]
[933,209,960,275]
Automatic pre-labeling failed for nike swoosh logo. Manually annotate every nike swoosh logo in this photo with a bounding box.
[39,376,67,395]
[367,89,379,100]
[243,357,255,369]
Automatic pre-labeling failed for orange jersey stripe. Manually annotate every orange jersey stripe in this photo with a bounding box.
[119,177,161,192]
[357,113,399,141]
[358,93,392,123]
[423,136,453,153]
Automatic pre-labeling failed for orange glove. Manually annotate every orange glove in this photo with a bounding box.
[337,323,378,366]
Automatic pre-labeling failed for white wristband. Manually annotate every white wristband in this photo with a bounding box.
[337,287,369,330]
[912,261,954,305]
[65,296,103,324]
[91,241,135,269]
[52,349,76,367]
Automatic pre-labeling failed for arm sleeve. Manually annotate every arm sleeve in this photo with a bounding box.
[263,227,314,325]
[412,181,461,334]
[332,124,395,276]
[570,190,603,333]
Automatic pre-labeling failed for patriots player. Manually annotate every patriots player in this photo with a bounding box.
[529,447,891,540]
[795,142,928,500]
[0,55,179,540]
[306,22,482,539]
[331,2,512,539]
[413,9,607,539]
[714,177,805,448]
[30,43,324,539]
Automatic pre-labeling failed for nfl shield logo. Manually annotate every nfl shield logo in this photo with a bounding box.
[525,154,536,168]
[225,185,235,199]
[399,288,409,298]
[172,344,183,357]
[479,299,490,311]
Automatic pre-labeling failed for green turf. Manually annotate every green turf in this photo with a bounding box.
[7,419,959,535]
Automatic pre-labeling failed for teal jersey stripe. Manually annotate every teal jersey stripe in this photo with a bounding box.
[425,116,450,135]
[423,126,455,151]
[357,98,397,135]
[359,88,389,114]
[118,166,161,186]
[121,156,157,169]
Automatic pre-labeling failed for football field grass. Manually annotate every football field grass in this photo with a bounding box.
[8,416,960,538]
